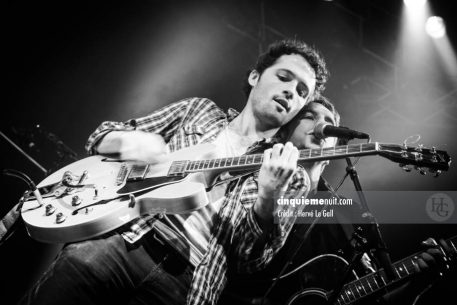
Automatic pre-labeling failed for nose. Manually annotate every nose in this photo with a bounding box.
[283,90,293,100]
[282,80,299,100]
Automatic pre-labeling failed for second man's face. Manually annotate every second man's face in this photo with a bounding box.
[288,102,338,150]
[248,54,317,129]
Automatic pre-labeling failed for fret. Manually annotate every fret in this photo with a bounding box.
[368,275,380,291]
[255,155,263,164]
[379,273,387,286]
[353,284,362,298]
[195,160,201,170]
[371,275,380,290]
[407,259,420,276]
[449,239,456,253]
[336,297,343,305]
[209,159,215,169]
[340,290,349,304]
[246,155,254,164]
[354,282,362,298]
[344,288,352,302]
[393,265,401,279]
[364,277,373,293]
[359,281,367,295]
[345,286,355,302]
[396,262,408,277]
[405,259,417,275]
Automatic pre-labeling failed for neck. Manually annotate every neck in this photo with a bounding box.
[232,106,280,141]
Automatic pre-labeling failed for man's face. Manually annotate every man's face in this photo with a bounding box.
[248,54,317,129]
[288,102,337,150]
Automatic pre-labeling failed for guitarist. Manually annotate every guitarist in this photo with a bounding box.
[19,39,330,305]
[187,97,455,305]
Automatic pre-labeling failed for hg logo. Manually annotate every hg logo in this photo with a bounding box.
[426,193,454,222]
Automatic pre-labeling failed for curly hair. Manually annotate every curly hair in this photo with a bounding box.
[308,94,340,127]
[242,39,329,99]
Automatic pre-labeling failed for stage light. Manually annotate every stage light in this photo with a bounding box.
[403,0,427,10]
[426,16,446,39]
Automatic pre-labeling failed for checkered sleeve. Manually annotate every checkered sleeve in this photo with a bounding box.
[232,167,311,274]
[85,97,216,154]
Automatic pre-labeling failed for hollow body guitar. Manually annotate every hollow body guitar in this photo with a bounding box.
[20,142,450,243]
[284,236,457,305]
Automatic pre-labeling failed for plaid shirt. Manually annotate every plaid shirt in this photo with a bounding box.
[86,97,310,304]
[187,165,310,305]
[86,97,237,249]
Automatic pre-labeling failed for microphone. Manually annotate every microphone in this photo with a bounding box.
[313,123,370,140]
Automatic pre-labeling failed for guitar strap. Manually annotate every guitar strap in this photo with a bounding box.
[0,201,22,245]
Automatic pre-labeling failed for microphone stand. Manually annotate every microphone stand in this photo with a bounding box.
[344,156,396,279]
[328,138,396,304]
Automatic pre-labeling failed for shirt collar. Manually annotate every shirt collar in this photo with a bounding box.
[227,108,240,122]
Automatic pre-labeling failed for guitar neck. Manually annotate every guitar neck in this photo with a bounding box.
[174,143,379,175]
[335,235,457,305]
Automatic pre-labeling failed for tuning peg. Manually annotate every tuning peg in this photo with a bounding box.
[417,167,427,175]
[429,169,442,177]
[431,146,437,154]
[415,144,424,152]
[399,163,412,172]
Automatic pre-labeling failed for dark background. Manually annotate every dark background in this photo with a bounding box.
[2,0,456,304]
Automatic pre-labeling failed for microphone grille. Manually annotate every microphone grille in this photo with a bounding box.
[313,123,327,140]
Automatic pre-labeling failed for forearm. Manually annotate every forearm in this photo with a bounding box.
[233,193,305,273]
[95,130,167,161]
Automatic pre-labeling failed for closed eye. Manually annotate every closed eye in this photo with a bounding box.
[277,73,291,82]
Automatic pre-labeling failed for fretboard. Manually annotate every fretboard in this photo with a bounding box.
[335,235,457,305]
[174,143,379,175]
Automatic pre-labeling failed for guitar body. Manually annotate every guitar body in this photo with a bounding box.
[21,144,220,243]
[285,255,351,305]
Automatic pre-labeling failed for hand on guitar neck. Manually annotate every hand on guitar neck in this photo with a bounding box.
[384,237,456,305]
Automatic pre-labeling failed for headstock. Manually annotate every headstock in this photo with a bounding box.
[378,143,451,177]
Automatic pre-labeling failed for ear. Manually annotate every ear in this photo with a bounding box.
[248,70,260,87]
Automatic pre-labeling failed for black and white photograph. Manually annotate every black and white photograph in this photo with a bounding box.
[2,0,456,304]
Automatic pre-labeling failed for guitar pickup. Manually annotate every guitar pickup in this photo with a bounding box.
[127,164,149,181]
